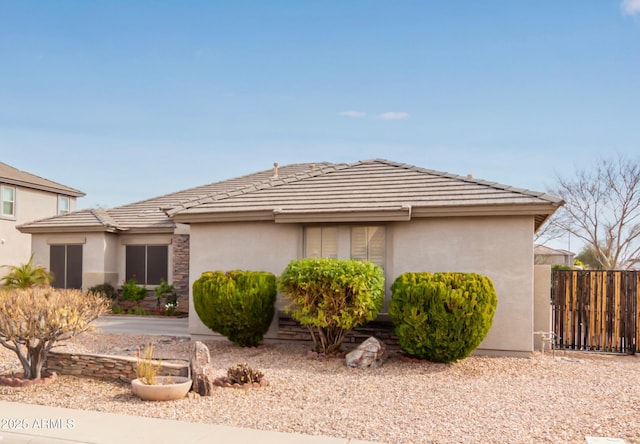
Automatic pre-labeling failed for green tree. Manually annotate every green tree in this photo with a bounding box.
[575,246,606,270]
[0,255,52,288]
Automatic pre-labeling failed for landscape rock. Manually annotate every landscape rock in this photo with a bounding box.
[345,337,387,369]
[190,341,214,396]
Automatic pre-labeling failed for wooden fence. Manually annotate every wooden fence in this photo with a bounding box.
[551,270,639,354]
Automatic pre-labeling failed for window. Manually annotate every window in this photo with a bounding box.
[58,196,70,215]
[304,225,386,269]
[304,226,338,259]
[50,244,83,289]
[1,185,15,217]
[126,245,168,285]
[351,226,386,269]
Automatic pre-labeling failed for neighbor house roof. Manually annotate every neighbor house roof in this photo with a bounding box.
[17,162,330,234]
[534,244,574,257]
[170,159,563,230]
[0,162,85,197]
[18,159,563,234]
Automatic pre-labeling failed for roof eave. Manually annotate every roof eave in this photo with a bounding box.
[410,202,561,218]
[117,227,177,234]
[0,178,85,197]
[17,226,124,234]
[273,207,412,223]
[171,210,275,224]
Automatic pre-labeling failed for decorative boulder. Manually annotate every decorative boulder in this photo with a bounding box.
[345,337,387,369]
[190,341,214,396]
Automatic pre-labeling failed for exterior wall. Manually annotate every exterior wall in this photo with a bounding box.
[188,215,537,356]
[188,221,300,337]
[533,265,552,351]
[30,232,119,290]
[30,231,183,301]
[0,186,77,274]
[389,216,535,355]
[117,233,174,281]
[172,233,190,308]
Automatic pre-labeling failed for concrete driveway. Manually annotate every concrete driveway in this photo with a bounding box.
[92,315,189,337]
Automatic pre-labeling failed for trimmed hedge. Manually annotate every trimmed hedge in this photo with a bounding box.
[193,270,277,347]
[389,272,497,363]
[278,258,384,354]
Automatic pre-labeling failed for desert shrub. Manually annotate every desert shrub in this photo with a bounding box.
[88,283,116,300]
[0,255,52,288]
[278,258,384,355]
[154,279,177,308]
[136,343,161,385]
[225,363,264,385]
[389,272,497,363]
[193,270,276,347]
[121,279,148,306]
[0,287,109,379]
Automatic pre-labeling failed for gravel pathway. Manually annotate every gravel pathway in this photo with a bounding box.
[1,332,639,444]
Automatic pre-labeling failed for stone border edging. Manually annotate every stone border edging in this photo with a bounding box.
[45,351,189,382]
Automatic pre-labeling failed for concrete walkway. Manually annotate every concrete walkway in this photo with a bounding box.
[92,314,189,336]
[0,401,382,444]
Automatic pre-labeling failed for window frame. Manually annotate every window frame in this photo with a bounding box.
[303,224,386,270]
[1,185,16,218]
[58,195,70,215]
[304,226,338,259]
[125,244,169,286]
[350,225,386,270]
[50,244,83,289]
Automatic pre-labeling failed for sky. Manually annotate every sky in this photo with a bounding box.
[1,1,640,251]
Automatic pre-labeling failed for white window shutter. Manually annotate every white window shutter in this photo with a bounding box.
[321,227,338,258]
[367,226,386,269]
[305,227,322,258]
[351,227,368,261]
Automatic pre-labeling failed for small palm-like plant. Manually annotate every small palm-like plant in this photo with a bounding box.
[0,255,52,288]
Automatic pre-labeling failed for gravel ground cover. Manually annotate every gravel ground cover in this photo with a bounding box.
[1,332,639,444]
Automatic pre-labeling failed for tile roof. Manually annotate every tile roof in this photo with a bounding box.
[170,159,563,229]
[18,162,330,233]
[18,159,563,233]
[534,244,574,256]
[0,162,85,197]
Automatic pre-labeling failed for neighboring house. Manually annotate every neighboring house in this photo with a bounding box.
[0,162,84,281]
[534,244,575,267]
[19,159,563,356]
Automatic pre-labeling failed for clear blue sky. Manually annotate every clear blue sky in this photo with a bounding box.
[2,1,639,234]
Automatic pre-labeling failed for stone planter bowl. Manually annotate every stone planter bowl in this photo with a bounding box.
[131,376,192,401]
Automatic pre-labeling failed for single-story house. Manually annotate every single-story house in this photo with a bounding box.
[0,161,84,280]
[19,159,563,356]
[534,244,575,267]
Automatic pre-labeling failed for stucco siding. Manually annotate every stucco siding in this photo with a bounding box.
[533,265,552,351]
[1,187,76,273]
[188,216,537,354]
[188,221,300,336]
[30,232,119,290]
[389,216,535,354]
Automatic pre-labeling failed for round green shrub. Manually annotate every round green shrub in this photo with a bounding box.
[193,270,276,347]
[88,283,116,300]
[389,272,498,363]
[278,258,384,354]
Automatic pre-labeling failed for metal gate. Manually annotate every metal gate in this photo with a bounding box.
[551,270,639,354]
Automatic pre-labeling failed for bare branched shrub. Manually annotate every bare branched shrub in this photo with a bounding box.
[0,287,109,379]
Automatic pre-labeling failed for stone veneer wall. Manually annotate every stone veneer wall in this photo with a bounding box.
[278,314,400,349]
[45,351,189,382]
[172,234,190,310]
